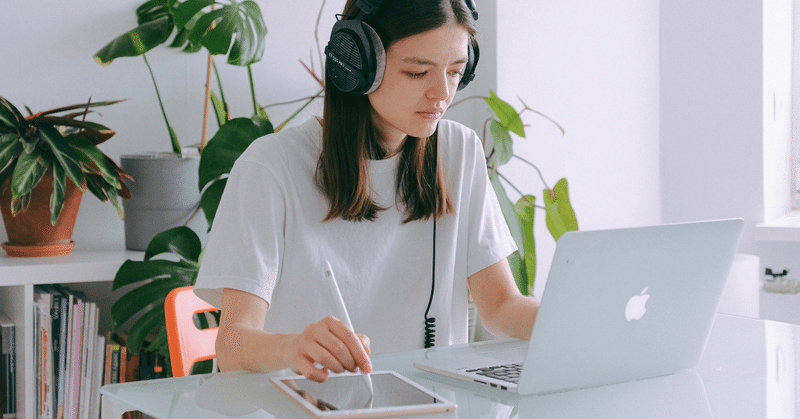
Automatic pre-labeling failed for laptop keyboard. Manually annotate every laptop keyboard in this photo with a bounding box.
[466,363,522,384]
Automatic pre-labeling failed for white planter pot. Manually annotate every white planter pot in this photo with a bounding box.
[121,150,207,250]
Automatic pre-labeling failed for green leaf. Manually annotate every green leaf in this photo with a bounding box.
[484,91,525,138]
[228,1,267,65]
[198,117,270,190]
[11,147,50,198]
[173,0,215,29]
[200,178,226,230]
[514,195,537,295]
[136,0,175,24]
[144,327,169,353]
[50,162,66,225]
[506,251,528,297]
[210,90,229,128]
[0,96,25,130]
[37,126,88,192]
[189,8,226,50]
[490,175,525,255]
[123,303,165,353]
[144,226,202,263]
[67,135,121,188]
[111,277,193,330]
[203,10,237,56]
[489,119,513,166]
[543,178,578,241]
[0,133,21,174]
[112,259,198,290]
[94,16,173,65]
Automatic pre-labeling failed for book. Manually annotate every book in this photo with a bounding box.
[89,335,104,419]
[44,285,69,419]
[65,296,84,419]
[33,290,54,419]
[0,310,15,419]
[79,303,98,419]
[103,332,127,386]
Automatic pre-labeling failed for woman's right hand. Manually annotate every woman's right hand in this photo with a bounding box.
[284,316,372,383]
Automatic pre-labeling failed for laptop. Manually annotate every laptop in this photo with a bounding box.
[415,218,744,395]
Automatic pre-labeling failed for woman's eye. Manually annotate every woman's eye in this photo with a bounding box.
[406,72,426,78]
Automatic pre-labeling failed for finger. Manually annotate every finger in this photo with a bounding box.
[296,357,330,383]
[358,334,371,356]
[326,320,371,373]
[307,339,348,374]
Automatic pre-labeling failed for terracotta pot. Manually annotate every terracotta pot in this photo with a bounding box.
[0,170,83,257]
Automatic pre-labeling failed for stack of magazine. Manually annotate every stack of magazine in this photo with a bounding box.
[32,285,104,419]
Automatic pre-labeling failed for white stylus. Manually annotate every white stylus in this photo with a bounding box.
[324,260,374,395]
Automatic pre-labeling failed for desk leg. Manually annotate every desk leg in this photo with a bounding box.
[101,394,137,419]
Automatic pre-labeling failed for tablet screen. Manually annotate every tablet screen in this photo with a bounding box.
[271,371,456,418]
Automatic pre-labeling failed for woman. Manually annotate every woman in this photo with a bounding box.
[194,0,539,383]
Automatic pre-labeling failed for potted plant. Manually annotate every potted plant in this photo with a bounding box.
[0,95,129,257]
[93,0,267,250]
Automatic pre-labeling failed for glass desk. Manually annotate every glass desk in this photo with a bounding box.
[100,314,800,418]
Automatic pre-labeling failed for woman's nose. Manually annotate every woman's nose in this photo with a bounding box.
[426,73,451,101]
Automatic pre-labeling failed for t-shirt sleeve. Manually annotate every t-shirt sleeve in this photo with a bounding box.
[193,158,285,309]
[464,133,518,277]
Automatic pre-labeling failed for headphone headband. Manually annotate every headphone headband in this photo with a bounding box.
[326,0,480,95]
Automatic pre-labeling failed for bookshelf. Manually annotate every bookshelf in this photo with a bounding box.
[0,247,142,419]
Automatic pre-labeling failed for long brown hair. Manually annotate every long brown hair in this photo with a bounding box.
[317,0,477,223]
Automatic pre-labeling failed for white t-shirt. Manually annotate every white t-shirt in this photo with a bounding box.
[194,117,516,354]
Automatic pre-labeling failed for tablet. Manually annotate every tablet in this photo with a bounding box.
[270,370,457,418]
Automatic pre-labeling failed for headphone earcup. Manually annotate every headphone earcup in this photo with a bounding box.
[325,19,385,95]
[457,40,479,91]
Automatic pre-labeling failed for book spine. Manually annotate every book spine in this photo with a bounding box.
[55,294,68,419]
[63,297,74,419]
[78,304,96,419]
[68,299,84,419]
[89,336,104,419]
[2,322,16,419]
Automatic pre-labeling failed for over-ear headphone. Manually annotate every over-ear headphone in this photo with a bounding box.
[325,0,480,95]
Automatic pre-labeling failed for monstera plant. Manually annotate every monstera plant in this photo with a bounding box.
[94,0,268,153]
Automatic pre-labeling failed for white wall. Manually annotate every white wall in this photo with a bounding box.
[660,0,768,256]
[0,0,347,247]
[660,0,800,288]
[495,1,662,298]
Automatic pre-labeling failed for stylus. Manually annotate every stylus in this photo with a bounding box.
[324,260,374,395]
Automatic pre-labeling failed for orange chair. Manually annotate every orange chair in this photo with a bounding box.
[165,286,219,377]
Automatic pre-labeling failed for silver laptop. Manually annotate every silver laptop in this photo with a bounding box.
[415,219,744,395]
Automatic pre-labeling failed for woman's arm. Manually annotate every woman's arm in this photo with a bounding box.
[467,259,539,339]
[216,288,372,382]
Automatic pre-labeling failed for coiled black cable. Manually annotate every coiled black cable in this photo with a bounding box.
[424,219,436,348]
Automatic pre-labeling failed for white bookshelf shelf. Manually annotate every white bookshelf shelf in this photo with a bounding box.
[0,247,143,419]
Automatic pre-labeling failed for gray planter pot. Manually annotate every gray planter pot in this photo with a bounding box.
[121,151,207,250]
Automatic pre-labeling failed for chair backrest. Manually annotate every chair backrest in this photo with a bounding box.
[165,286,219,377]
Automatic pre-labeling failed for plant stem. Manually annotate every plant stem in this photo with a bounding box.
[212,60,227,112]
[512,154,551,191]
[517,97,566,135]
[274,88,324,132]
[449,95,487,110]
[201,51,213,152]
[143,54,180,154]
[498,171,545,210]
[247,64,260,117]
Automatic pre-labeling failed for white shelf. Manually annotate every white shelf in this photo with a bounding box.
[0,247,143,419]
[0,248,143,286]
[755,211,800,242]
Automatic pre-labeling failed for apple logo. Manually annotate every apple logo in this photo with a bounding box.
[625,287,650,321]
